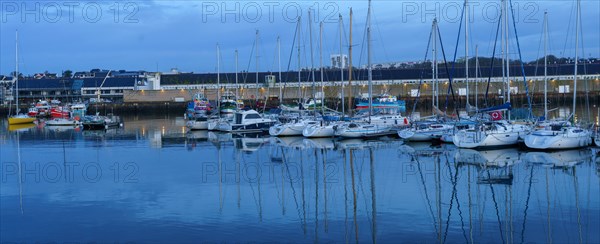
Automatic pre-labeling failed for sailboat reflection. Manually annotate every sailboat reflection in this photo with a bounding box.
[208,131,269,152]
[272,136,305,149]
[524,148,594,244]
[336,138,400,150]
[523,148,593,168]
[8,123,35,132]
[302,138,335,149]
[398,142,447,157]
[15,130,25,214]
[265,135,380,242]
[208,131,232,144]
[187,130,209,140]
[233,136,270,152]
[340,147,378,243]
[455,148,520,185]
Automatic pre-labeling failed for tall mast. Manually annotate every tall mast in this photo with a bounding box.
[15,30,19,114]
[432,19,437,109]
[367,0,373,122]
[347,8,353,117]
[217,44,221,109]
[572,0,580,122]
[235,49,239,100]
[308,9,316,112]
[297,17,302,102]
[255,30,259,105]
[475,45,479,110]
[320,21,324,116]
[504,0,511,120]
[465,0,469,106]
[339,14,345,117]
[500,1,506,105]
[278,36,282,105]
[543,11,548,119]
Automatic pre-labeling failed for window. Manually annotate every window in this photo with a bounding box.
[245,114,261,119]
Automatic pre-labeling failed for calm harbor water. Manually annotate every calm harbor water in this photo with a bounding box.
[1,114,599,243]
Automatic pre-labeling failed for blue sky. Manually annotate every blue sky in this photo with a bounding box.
[0,0,598,75]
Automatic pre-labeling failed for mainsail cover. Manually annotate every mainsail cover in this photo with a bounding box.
[475,102,511,113]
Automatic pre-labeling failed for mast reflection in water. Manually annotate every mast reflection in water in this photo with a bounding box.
[0,115,599,243]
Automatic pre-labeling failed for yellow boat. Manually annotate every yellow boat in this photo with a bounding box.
[8,115,36,125]
[7,30,36,127]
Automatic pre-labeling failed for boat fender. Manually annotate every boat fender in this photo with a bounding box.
[403,118,409,125]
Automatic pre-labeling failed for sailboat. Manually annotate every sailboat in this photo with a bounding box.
[524,121,592,149]
[302,121,336,137]
[205,44,232,131]
[524,3,592,150]
[45,117,80,126]
[270,118,319,136]
[301,20,339,138]
[334,0,397,138]
[187,114,211,130]
[453,0,531,148]
[271,13,324,137]
[453,118,529,148]
[398,122,453,141]
[8,30,36,125]
[399,19,454,142]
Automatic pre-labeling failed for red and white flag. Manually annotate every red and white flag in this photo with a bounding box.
[489,111,503,121]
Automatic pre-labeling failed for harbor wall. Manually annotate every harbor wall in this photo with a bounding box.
[125,78,600,101]
[1,79,598,116]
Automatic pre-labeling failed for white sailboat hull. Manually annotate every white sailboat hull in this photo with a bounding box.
[454,130,521,148]
[524,128,592,149]
[453,122,529,148]
[216,122,232,132]
[269,124,303,136]
[398,125,452,141]
[269,121,316,136]
[186,120,209,130]
[334,123,393,138]
[398,130,434,141]
[303,124,335,138]
[46,118,79,126]
[208,118,228,131]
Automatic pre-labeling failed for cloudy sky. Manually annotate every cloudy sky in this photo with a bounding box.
[0,0,598,75]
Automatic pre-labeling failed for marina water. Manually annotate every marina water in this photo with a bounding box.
[1,113,599,243]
